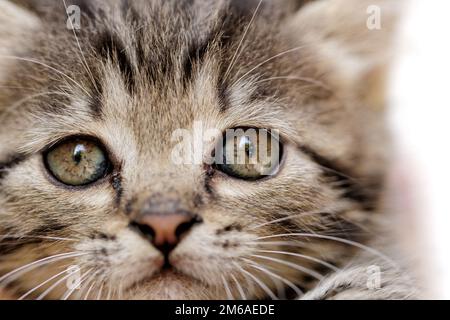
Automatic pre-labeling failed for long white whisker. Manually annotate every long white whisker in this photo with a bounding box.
[62,0,99,94]
[247,241,308,249]
[0,92,72,122]
[221,275,234,300]
[223,0,263,81]
[83,281,96,300]
[0,252,88,287]
[232,261,278,300]
[0,85,35,91]
[230,273,246,300]
[106,283,113,300]
[254,76,331,91]
[62,268,93,300]
[117,280,125,300]
[80,270,102,300]
[254,233,399,269]
[0,56,91,98]
[242,258,304,297]
[249,209,332,230]
[18,265,72,300]
[96,281,104,301]
[37,267,82,300]
[83,270,106,300]
[0,234,76,242]
[273,275,286,300]
[255,250,340,272]
[232,46,306,87]
[249,254,324,280]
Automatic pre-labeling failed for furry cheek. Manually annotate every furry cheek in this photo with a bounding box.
[74,229,164,295]
[169,223,256,286]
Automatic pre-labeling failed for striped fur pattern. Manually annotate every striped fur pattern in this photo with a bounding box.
[0,0,416,299]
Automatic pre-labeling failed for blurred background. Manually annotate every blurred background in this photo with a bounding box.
[389,0,450,299]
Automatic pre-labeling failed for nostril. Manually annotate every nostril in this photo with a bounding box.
[175,215,203,239]
[130,213,203,257]
[130,221,155,242]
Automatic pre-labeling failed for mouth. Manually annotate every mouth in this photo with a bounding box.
[125,266,207,299]
[151,267,187,280]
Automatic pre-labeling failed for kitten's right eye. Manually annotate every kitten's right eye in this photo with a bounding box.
[215,128,282,180]
[44,138,111,186]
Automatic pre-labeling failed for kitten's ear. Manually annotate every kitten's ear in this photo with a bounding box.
[1,0,49,16]
[229,0,311,18]
[0,1,41,54]
[281,0,401,106]
[10,0,94,15]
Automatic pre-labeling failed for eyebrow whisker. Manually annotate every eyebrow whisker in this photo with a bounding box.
[62,0,100,96]
[0,55,92,98]
[223,0,263,82]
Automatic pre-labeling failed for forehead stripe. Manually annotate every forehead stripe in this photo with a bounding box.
[96,32,136,95]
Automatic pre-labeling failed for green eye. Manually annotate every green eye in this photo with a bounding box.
[45,138,111,186]
[216,129,282,180]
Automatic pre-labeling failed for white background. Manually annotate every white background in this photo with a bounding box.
[390,0,450,299]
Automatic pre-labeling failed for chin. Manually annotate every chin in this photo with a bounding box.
[125,271,221,300]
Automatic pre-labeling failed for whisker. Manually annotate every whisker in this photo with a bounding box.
[249,254,324,281]
[221,275,234,300]
[255,250,340,272]
[18,264,72,300]
[36,266,83,300]
[96,281,104,301]
[0,91,72,122]
[0,55,92,98]
[254,76,331,91]
[62,268,93,300]
[117,279,125,300]
[242,258,304,297]
[0,252,88,287]
[232,261,278,300]
[62,0,99,94]
[0,234,76,242]
[83,281,96,300]
[229,273,246,300]
[80,270,102,300]
[106,283,113,300]
[223,0,263,81]
[248,209,333,230]
[247,241,308,249]
[274,276,286,300]
[232,46,307,87]
[253,233,399,269]
[0,85,36,91]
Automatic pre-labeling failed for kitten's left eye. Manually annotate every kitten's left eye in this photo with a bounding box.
[45,138,111,186]
[215,128,282,180]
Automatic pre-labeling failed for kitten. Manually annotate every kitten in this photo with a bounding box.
[0,0,416,299]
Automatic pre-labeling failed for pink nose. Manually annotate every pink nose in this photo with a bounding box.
[131,213,201,255]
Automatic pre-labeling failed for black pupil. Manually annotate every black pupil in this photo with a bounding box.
[241,137,254,163]
[72,144,85,165]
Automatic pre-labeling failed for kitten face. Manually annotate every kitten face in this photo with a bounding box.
[0,0,395,299]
